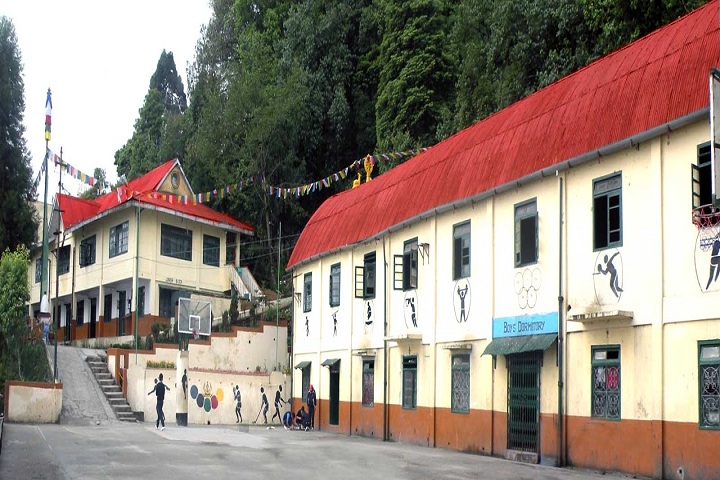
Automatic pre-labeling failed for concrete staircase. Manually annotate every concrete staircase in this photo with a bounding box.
[86,356,136,422]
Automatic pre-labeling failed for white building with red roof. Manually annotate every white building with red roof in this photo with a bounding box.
[287,2,720,478]
[29,159,254,343]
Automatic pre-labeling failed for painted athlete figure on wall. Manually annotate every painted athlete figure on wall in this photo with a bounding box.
[598,252,623,298]
[705,239,720,289]
[271,385,286,423]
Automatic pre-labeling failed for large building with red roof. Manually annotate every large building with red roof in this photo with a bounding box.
[30,159,254,342]
[287,2,720,478]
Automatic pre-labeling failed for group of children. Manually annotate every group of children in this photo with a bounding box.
[282,384,317,431]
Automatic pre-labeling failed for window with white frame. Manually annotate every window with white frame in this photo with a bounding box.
[109,221,129,258]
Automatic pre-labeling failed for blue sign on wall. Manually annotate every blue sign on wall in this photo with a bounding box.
[492,312,558,338]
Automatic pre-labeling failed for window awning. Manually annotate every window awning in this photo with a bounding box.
[482,334,557,356]
[294,361,311,370]
[321,358,340,368]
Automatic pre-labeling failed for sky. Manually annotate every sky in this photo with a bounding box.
[2,0,212,198]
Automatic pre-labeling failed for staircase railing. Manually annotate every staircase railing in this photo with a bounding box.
[227,265,263,302]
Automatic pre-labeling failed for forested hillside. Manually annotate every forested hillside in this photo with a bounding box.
[113,0,707,289]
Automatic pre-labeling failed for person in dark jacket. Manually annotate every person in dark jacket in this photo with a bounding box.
[307,384,317,430]
[148,373,170,430]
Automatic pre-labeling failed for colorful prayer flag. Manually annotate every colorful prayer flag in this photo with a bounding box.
[45,89,52,141]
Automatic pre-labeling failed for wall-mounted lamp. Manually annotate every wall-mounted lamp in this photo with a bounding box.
[418,242,430,265]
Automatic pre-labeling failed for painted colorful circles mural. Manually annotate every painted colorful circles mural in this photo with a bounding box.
[190,382,224,412]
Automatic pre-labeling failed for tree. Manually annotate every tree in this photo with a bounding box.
[374,0,456,162]
[0,17,38,252]
[79,167,107,199]
[115,51,189,179]
[0,246,51,392]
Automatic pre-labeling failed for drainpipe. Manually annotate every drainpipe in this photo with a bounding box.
[557,173,565,467]
[383,236,389,441]
[134,206,140,364]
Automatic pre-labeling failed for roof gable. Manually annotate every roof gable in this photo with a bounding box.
[288,0,720,269]
[56,159,253,234]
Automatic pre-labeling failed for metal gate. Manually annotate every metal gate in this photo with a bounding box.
[507,351,541,453]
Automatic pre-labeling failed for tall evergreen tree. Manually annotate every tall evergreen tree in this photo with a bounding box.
[374,0,456,162]
[0,17,38,251]
[114,51,188,179]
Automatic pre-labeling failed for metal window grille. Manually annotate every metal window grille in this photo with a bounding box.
[507,352,541,452]
[451,354,470,413]
[362,360,374,406]
[402,356,417,409]
[591,346,621,420]
[699,342,720,429]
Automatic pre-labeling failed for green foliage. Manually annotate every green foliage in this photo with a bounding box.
[146,360,175,369]
[79,168,107,199]
[115,51,188,180]
[0,17,39,252]
[0,246,51,391]
[229,291,239,325]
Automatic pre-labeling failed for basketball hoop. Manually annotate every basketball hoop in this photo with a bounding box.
[693,204,720,251]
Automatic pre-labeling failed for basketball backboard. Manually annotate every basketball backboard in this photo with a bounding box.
[709,68,720,203]
[177,298,212,337]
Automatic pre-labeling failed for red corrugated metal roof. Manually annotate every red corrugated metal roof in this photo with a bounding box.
[57,159,253,233]
[287,0,720,269]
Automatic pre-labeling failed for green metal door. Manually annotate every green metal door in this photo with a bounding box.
[507,351,541,454]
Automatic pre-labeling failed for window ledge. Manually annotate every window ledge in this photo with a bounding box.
[384,333,422,343]
[568,309,633,323]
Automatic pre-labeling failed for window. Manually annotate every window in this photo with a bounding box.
[161,224,192,261]
[109,221,129,257]
[57,245,70,275]
[514,200,538,267]
[355,252,377,299]
[403,239,418,290]
[593,174,622,250]
[692,143,713,209]
[402,356,417,409]
[451,353,470,413]
[592,346,621,420]
[203,234,220,267]
[699,341,720,429]
[303,273,312,313]
[35,257,41,283]
[453,222,471,279]
[329,263,341,307]
[76,300,84,326]
[80,235,96,267]
[362,360,374,407]
[226,232,237,265]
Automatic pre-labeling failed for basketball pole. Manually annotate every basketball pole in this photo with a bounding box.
[276,222,281,371]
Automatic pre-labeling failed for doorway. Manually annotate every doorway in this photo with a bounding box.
[507,351,541,455]
[329,365,340,425]
[89,297,97,338]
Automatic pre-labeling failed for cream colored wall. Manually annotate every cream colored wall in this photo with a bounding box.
[350,241,386,351]
[138,210,230,298]
[433,342,493,411]
[387,218,436,340]
[30,204,237,319]
[293,265,320,356]
[565,325,654,420]
[316,250,354,352]
[663,320,719,423]
[564,139,661,327]
[127,365,289,425]
[662,120,720,322]
[434,201,493,343]
[191,324,288,373]
[6,383,62,423]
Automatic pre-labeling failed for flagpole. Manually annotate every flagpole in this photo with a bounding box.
[41,89,51,314]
